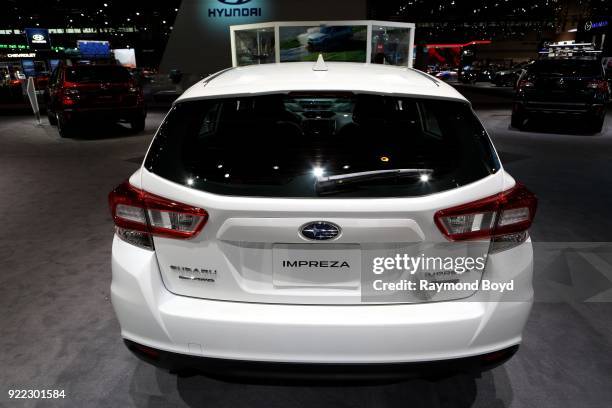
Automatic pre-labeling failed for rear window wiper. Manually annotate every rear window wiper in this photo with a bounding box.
[315,168,433,195]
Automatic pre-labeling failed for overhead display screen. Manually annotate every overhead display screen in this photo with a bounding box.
[279,25,367,63]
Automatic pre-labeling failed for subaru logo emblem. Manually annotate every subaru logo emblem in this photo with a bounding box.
[300,222,341,241]
[218,0,251,4]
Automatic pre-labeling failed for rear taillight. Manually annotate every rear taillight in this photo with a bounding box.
[108,181,208,249]
[62,88,80,106]
[434,183,537,251]
[517,79,534,91]
[128,87,144,104]
[127,81,145,103]
[586,80,609,93]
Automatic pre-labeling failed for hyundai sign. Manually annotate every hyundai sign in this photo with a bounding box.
[25,28,50,50]
[208,0,262,18]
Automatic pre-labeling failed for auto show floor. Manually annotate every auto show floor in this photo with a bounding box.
[1,93,612,407]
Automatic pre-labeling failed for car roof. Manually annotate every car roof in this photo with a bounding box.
[176,62,467,103]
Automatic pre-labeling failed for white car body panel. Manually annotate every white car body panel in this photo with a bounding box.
[177,62,465,103]
[111,235,533,363]
[140,169,510,304]
[111,62,533,365]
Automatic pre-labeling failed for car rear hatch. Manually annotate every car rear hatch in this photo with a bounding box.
[142,171,503,305]
[522,59,604,105]
[137,93,505,305]
[64,65,138,108]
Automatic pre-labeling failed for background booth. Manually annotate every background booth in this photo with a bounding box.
[230,21,415,68]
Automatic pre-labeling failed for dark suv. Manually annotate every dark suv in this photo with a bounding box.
[45,64,146,137]
[491,62,530,87]
[511,58,609,132]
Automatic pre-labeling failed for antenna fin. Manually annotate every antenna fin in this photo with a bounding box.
[313,54,328,71]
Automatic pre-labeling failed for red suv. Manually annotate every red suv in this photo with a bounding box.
[45,63,146,137]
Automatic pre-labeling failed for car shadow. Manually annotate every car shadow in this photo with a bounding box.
[510,116,605,136]
[46,119,147,140]
[168,369,512,408]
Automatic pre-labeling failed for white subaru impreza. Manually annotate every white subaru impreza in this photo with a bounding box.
[109,61,537,378]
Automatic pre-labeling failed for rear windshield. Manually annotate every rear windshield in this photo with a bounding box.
[145,94,499,198]
[527,60,602,77]
[64,65,131,83]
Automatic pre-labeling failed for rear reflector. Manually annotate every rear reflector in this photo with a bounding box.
[115,227,152,249]
[517,79,534,91]
[434,183,537,243]
[128,342,161,360]
[586,80,609,93]
[109,181,208,248]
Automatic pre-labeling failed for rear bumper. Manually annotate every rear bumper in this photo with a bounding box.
[514,100,605,115]
[61,106,146,121]
[111,236,533,367]
[125,339,519,380]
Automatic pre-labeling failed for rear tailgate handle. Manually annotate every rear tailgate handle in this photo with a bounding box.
[217,218,425,243]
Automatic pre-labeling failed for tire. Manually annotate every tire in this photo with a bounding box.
[588,115,605,134]
[56,113,74,138]
[511,112,526,130]
[130,116,146,133]
[47,108,57,126]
